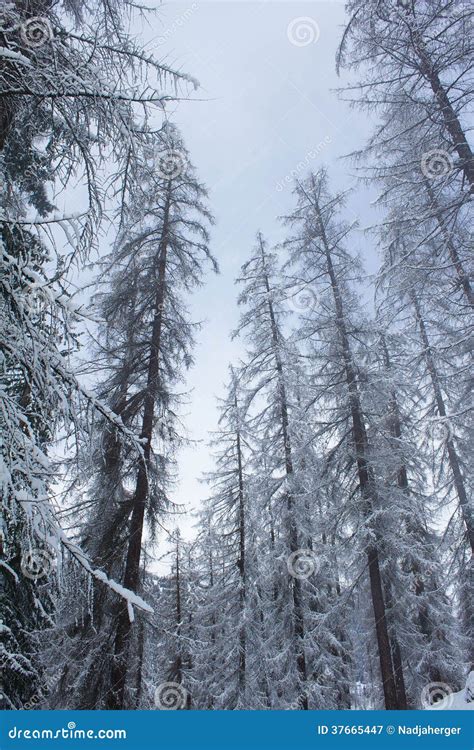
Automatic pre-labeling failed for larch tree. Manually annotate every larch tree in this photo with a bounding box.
[366,328,464,704]
[1,0,192,709]
[54,123,217,709]
[143,531,194,710]
[337,0,474,188]
[337,0,473,678]
[375,227,473,675]
[233,233,321,709]
[282,170,405,709]
[192,368,252,709]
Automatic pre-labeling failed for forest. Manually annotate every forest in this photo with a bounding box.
[0,0,473,712]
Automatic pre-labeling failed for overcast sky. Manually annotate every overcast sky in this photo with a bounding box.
[134,1,380,561]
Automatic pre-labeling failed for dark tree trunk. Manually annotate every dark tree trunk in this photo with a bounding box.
[207,530,216,710]
[381,338,428,607]
[133,617,145,709]
[174,538,184,695]
[413,35,474,188]
[411,293,474,555]
[383,581,408,710]
[258,236,308,710]
[235,390,247,704]
[423,180,474,308]
[309,195,401,709]
[380,335,426,706]
[106,183,172,709]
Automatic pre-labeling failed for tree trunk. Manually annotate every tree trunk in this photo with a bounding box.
[235,391,247,705]
[207,529,216,710]
[381,337,431,645]
[411,293,474,554]
[133,617,145,709]
[106,183,172,710]
[186,605,193,709]
[310,194,400,709]
[175,537,183,694]
[413,35,474,188]
[258,236,308,710]
[423,180,474,308]
[384,581,408,710]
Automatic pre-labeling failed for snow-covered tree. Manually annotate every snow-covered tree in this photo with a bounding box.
[190,369,254,708]
[374,226,472,675]
[142,532,193,710]
[282,170,406,708]
[50,124,217,709]
[231,233,328,709]
[1,0,193,709]
[337,0,474,189]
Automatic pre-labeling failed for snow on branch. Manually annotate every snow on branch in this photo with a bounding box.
[58,532,153,617]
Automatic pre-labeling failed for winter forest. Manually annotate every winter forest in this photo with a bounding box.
[1,0,473,714]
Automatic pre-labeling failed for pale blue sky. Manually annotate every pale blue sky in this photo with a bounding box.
[135,1,380,556]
